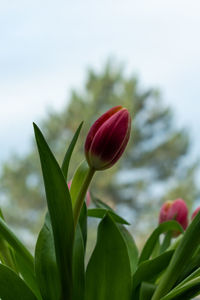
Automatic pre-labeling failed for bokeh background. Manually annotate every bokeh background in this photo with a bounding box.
[1,0,200,250]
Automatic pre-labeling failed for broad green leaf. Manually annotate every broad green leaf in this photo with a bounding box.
[132,250,174,300]
[72,223,85,300]
[117,224,138,274]
[35,221,61,300]
[69,160,89,207]
[152,211,200,300]
[88,208,130,225]
[139,221,183,264]
[0,210,17,271]
[160,276,200,300]
[0,264,37,300]
[0,210,40,298]
[34,123,74,300]
[15,253,42,300]
[0,217,34,271]
[61,121,83,180]
[85,214,132,300]
[139,282,156,300]
[0,240,17,272]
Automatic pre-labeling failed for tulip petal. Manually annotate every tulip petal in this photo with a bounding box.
[88,108,131,170]
[85,105,123,162]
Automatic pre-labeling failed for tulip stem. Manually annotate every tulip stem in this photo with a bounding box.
[73,167,95,228]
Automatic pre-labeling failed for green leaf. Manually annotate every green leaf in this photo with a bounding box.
[69,160,89,207]
[178,251,200,284]
[88,208,130,225]
[160,276,200,300]
[72,223,85,300]
[61,121,83,180]
[79,202,88,252]
[92,196,114,210]
[0,211,40,298]
[175,266,200,289]
[15,253,42,300]
[152,211,200,300]
[117,224,138,274]
[0,264,37,300]
[160,231,172,254]
[0,217,34,271]
[35,219,61,300]
[139,282,156,300]
[139,221,183,264]
[0,210,18,272]
[85,214,132,300]
[132,250,174,300]
[34,123,74,300]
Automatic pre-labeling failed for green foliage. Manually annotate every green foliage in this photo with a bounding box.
[85,214,132,300]
[139,221,183,264]
[35,217,61,300]
[0,264,37,300]
[33,123,74,299]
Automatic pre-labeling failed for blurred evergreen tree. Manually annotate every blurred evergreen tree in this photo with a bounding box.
[0,61,199,237]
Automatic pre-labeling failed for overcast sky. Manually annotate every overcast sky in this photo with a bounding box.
[1,0,200,164]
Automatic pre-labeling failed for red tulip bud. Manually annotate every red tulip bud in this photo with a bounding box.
[191,207,200,220]
[85,106,131,170]
[159,199,188,233]
[68,181,91,207]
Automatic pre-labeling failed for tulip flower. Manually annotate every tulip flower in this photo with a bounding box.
[67,180,91,207]
[85,105,131,170]
[191,206,200,220]
[159,198,188,231]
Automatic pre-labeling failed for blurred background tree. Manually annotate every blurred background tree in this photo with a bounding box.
[0,61,199,246]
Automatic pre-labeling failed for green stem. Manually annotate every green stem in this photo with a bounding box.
[73,167,95,228]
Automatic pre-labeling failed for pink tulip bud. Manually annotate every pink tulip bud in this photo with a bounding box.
[85,106,131,170]
[67,181,91,207]
[159,199,188,233]
[191,207,200,220]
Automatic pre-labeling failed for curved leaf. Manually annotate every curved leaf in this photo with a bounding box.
[139,221,183,264]
[160,276,200,300]
[0,217,34,271]
[92,196,114,210]
[0,209,17,271]
[117,224,138,274]
[0,264,37,300]
[34,123,74,300]
[132,251,174,300]
[61,122,83,180]
[139,282,156,300]
[88,208,130,225]
[35,222,61,300]
[15,253,42,300]
[85,214,132,300]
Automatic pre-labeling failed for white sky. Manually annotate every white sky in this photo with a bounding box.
[1,0,200,163]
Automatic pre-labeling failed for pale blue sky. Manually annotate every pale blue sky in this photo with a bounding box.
[1,0,200,163]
